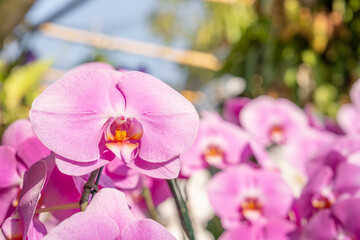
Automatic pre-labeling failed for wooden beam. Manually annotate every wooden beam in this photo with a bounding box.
[39,23,222,71]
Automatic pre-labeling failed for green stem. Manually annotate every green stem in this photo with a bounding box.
[91,166,104,197]
[79,168,100,211]
[142,185,158,221]
[167,179,195,240]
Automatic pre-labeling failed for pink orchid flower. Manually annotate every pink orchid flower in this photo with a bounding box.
[29,67,199,179]
[44,188,175,240]
[180,113,253,177]
[301,195,360,240]
[208,166,293,229]
[240,96,308,146]
[296,157,360,222]
[0,119,51,224]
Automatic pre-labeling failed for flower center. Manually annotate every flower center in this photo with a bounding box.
[240,197,263,221]
[311,193,335,210]
[104,116,143,163]
[269,124,285,144]
[203,144,224,165]
[105,116,143,143]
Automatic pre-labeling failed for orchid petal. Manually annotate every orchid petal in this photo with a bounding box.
[29,69,125,162]
[127,156,180,179]
[0,146,21,188]
[41,167,81,220]
[0,187,18,224]
[17,160,47,239]
[55,156,110,176]
[86,188,135,232]
[1,119,35,150]
[121,219,176,240]
[43,211,119,240]
[17,137,51,168]
[116,71,199,163]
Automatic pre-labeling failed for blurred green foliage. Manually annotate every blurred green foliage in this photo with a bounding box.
[152,0,360,117]
[0,60,52,134]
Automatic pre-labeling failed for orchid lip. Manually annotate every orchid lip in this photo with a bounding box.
[239,197,263,221]
[203,144,224,165]
[269,124,285,144]
[103,116,143,163]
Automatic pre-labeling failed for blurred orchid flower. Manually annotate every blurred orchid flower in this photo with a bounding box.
[29,65,199,179]
[43,188,175,240]
[240,96,308,146]
[301,195,360,240]
[180,112,252,177]
[208,166,293,229]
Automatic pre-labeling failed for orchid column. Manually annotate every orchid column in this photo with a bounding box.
[29,65,199,238]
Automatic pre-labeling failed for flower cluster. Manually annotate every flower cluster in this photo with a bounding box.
[180,88,360,239]
[1,62,360,239]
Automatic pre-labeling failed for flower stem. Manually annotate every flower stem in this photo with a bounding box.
[167,179,195,240]
[35,202,79,214]
[142,185,158,221]
[91,166,104,197]
[79,168,100,211]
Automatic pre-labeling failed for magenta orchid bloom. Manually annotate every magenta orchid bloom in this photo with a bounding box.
[240,96,308,146]
[208,166,293,228]
[0,119,51,224]
[223,97,250,126]
[180,112,253,177]
[29,67,199,179]
[44,188,175,240]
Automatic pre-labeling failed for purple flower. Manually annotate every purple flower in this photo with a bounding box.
[29,65,199,179]
[240,96,308,146]
[208,166,293,228]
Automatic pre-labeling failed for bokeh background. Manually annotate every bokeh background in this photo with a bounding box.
[1,0,360,134]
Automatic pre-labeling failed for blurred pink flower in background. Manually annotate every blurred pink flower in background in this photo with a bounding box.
[180,112,252,177]
[208,166,293,229]
[240,96,308,146]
